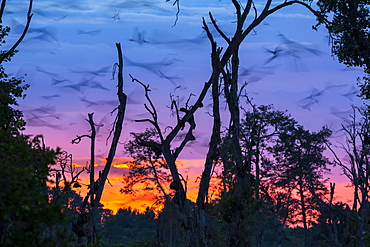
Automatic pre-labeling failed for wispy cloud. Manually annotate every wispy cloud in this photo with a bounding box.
[270,13,316,19]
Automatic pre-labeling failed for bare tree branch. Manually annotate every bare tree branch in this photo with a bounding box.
[0,0,6,22]
[3,0,33,61]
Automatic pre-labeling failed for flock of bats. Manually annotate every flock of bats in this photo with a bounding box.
[4,1,359,135]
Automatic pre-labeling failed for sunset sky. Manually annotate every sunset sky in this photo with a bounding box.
[4,0,363,213]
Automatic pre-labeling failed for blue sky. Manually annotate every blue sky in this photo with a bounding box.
[3,0,363,180]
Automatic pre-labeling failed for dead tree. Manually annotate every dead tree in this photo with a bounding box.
[327,106,370,247]
[71,43,127,244]
[49,150,85,205]
[204,1,320,246]
[128,0,327,245]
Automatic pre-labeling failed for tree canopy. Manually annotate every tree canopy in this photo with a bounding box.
[2,0,370,246]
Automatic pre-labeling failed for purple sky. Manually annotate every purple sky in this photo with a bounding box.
[3,0,364,193]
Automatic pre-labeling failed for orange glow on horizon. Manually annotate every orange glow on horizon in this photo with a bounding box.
[63,158,207,214]
[53,157,354,216]
[72,176,162,214]
[333,182,354,206]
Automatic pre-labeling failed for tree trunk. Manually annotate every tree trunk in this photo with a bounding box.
[298,179,308,246]
[72,43,127,244]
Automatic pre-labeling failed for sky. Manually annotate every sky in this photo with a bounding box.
[3,0,364,213]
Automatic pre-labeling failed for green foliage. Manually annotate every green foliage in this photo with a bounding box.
[0,72,29,132]
[316,0,370,68]
[101,207,157,245]
[358,67,370,110]
[0,24,29,133]
[310,202,350,246]
[315,0,370,108]
[125,128,163,162]
[220,104,296,187]
[263,125,332,226]
[0,131,72,246]
[122,128,171,200]
[126,238,157,247]
[216,104,336,245]
[0,24,17,63]
[0,20,72,245]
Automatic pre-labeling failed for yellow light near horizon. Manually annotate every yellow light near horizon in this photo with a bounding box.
[72,163,85,168]
[112,163,131,169]
[72,163,99,168]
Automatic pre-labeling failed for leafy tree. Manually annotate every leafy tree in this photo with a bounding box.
[122,128,172,202]
[315,0,370,68]
[0,0,32,133]
[262,125,332,246]
[217,103,297,245]
[315,0,370,106]
[359,70,370,104]
[101,207,157,245]
[0,73,28,133]
[0,132,73,246]
[0,1,74,245]
[310,200,351,247]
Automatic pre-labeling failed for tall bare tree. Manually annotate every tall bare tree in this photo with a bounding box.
[327,106,370,246]
[124,0,329,245]
[71,43,127,244]
[120,0,370,245]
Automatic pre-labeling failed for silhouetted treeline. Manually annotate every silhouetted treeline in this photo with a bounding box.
[1,0,370,246]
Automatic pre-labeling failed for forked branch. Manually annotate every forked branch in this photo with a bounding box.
[2,0,33,61]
